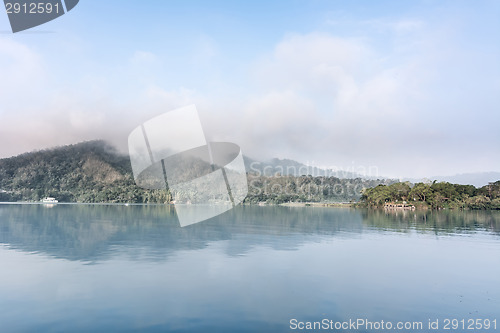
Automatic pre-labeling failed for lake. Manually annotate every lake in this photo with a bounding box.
[0,204,499,332]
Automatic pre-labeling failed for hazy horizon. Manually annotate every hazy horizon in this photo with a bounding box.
[2,138,500,185]
[1,1,499,179]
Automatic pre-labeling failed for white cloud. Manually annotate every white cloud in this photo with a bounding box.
[255,33,367,92]
[247,33,424,162]
[0,19,498,178]
[0,37,46,112]
[130,51,158,65]
[0,43,201,157]
[191,35,218,65]
[393,19,424,34]
[240,27,499,177]
[238,91,320,159]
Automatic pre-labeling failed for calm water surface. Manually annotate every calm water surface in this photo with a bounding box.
[0,204,499,332]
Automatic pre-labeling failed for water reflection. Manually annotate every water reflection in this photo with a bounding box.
[361,209,500,234]
[0,204,499,262]
[1,204,499,333]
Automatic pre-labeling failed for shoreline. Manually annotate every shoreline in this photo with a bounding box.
[0,201,355,208]
[1,201,498,211]
[278,202,354,208]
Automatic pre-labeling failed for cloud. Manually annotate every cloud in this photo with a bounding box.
[255,33,367,93]
[130,51,158,65]
[191,35,218,65]
[392,19,424,34]
[0,18,498,179]
[238,90,320,160]
[245,33,423,164]
[0,41,201,157]
[128,50,162,85]
[0,37,46,112]
[239,28,499,177]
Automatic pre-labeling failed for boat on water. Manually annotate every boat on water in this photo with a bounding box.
[41,197,58,204]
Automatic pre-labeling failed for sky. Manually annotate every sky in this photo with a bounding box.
[0,0,499,178]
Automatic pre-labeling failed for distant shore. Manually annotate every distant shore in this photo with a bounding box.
[278,202,354,208]
[0,201,355,208]
[2,201,499,211]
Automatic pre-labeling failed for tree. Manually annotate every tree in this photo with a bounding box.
[466,195,491,210]
[409,183,432,202]
[431,182,458,201]
[388,182,411,201]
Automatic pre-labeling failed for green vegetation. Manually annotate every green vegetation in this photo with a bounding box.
[359,181,500,210]
[0,141,171,203]
[2,140,498,209]
[244,174,394,204]
[0,140,393,204]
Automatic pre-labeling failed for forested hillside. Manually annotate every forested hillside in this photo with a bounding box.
[0,141,392,204]
[359,181,500,209]
[0,141,170,203]
[245,174,393,204]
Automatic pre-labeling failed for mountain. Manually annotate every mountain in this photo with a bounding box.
[244,156,374,179]
[431,172,500,188]
[3,140,494,204]
[253,158,500,187]
[403,172,500,188]
[0,140,169,203]
[0,141,392,204]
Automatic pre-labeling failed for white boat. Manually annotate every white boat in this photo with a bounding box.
[41,197,58,204]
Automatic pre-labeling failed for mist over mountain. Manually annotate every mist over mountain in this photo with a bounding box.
[244,156,378,179]
[0,140,498,204]
[0,140,173,203]
[0,140,392,203]
[245,157,500,187]
[429,173,500,188]
[403,172,500,188]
